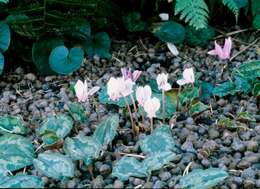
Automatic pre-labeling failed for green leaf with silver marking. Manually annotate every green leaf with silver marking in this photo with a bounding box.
[0,134,35,173]
[0,115,27,135]
[112,156,147,181]
[0,175,44,188]
[37,114,73,145]
[33,153,75,180]
[93,114,119,147]
[63,134,102,166]
[140,125,176,154]
[179,168,229,189]
[252,83,260,97]
[237,112,256,122]
[179,86,200,105]
[218,117,237,130]
[189,101,209,116]
[67,102,87,123]
[213,81,236,97]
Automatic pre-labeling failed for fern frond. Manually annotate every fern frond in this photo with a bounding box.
[175,0,209,30]
[222,0,239,21]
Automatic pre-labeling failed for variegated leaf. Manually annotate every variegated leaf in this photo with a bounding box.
[0,175,44,188]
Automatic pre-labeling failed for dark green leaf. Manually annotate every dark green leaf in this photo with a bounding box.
[0,115,27,134]
[93,114,119,147]
[153,21,185,44]
[0,134,34,173]
[253,14,260,29]
[179,168,229,189]
[218,117,237,129]
[67,102,87,123]
[0,0,9,4]
[33,153,75,180]
[179,86,200,105]
[234,0,248,8]
[252,83,260,96]
[123,12,147,32]
[234,60,260,80]
[234,75,252,93]
[213,81,236,97]
[112,157,147,181]
[0,21,10,52]
[189,101,209,116]
[140,125,176,154]
[237,111,256,122]
[0,175,44,188]
[32,37,64,75]
[200,82,214,101]
[49,46,84,75]
[0,52,4,74]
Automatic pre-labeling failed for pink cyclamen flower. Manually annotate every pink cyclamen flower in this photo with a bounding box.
[156,73,172,91]
[107,77,134,101]
[121,68,142,82]
[144,97,160,119]
[136,85,152,107]
[208,37,232,60]
[176,68,195,86]
[74,80,100,102]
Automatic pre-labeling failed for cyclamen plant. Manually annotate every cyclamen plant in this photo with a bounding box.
[208,37,232,61]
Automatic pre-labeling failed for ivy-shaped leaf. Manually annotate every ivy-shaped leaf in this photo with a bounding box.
[218,117,237,130]
[142,152,176,174]
[252,83,260,97]
[140,125,176,154]
[63,134,102,166]
[213,81,236,97]
[37,114,73,145]
[0,52,4,74]
[234,75,252,93]
[0,21,11,52]
[179,168,229,189]
[0,134,35,173]
[179,86,200,105]
[189,101,209,116]
[123,11,147,32]
[0,115,27,135]
[233,60,260,80]
[0,175,44,188]
[33,153,75,180]
[237,112,256,122]
[93,114,119,147]
[67,102,87,123]
[112,157,147,181]
[49,46,84,75]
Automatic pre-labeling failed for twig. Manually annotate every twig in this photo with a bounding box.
[214,28,253,39]
[118,152,145,159]
[183,162,193,176]
[230,37,260,61]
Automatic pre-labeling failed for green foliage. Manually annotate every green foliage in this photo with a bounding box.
[67,102,87,123]
[0,175,44,188]
[0,0,9,3]
[234,60,260,80]
[200,82,214,101]
[213,81,236,97]
[179,86,200,105]
[33,153,75,180]
[189,101,209,116]
[253,14,260,29]
[0,134,35,173]
[152,21,185,44]
[237,111,256,122]
[49,46,84,75]
[93,114,119,147]
[252,82,260,96]
[251,0,260,16]
[185,26,215,47]
[123,12,147,32]
[84,32,111,59]
[37,114,73,145]
[234,75,252,93]
[140,125,176,154]
[0,21,11,74]
[0,115,27,135]
[179,168,229,189]
[175,0,209,29]
[0,53,3,74]
[222,0,240,21]
[64,134,102,166]
[218,117,237,129]
[112,157,147,181]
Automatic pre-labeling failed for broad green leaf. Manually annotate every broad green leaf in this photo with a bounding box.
[112,157,147,181]
[67,102,87,123]
[0,52,3,74]
[153,21,185,44]
[33,153,75,180]
[213,81,236,97]
[0,0,9,3]
[71,22,91,40]
[0,21,10,53]
[93,114,119,147]
[0,115,27,134]
[123,12,147,32]
[32,37,64,75]
[84,32,111,59]
[234,75,252,93]
[189,101,209,116]
[179,168,229,189]
[142,152,176,174]
[218,117,237,129]
[234,0,248,8]
[200,82,214,101]
[252,83,260,96]
[0,134,34,172]
[234,60,260,80]
[49,46,84,75]
[179,86,200,105]
[140,125,176,154]
[0,175,43,188]
[37,114,73,145]
[237,112,256,122]
[98,86,134,107]
[63,134,102,166]
[253,14,260,29]
[185,25,215,47]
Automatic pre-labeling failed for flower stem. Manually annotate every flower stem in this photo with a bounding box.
[150,118,153,132]
[130,94,137,114]
[176,86,181,111]
[162,90,165,123]
[123,96,136,135]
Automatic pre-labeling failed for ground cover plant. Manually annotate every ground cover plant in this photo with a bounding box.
[0,0,260,189]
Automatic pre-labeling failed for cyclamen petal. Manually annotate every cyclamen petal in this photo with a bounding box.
[144,97,160,119]
[183,68,195,84]
[121,67,142,82]
[88,86,100,96]
[159,13,169,21]
[120,78,134,97]
[132,70,142,82]
[157,73,171,91]
[176,79,187,86]
[136,85,152,107]
[208,37,232,60]
[167,42,179,56]
[107,77,122,101]
[223,37,232,59]
[74,80,88,102]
